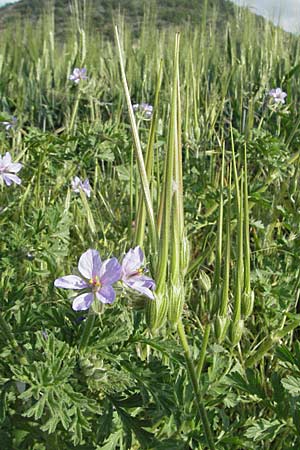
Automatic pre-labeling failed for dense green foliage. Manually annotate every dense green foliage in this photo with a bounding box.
[1,1,300,449]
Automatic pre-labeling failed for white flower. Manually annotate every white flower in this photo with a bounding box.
[69,68,88,84]
[71,176,91,197]
[0,152,22,186]
[132,103,153,120]
[269,88,287,104]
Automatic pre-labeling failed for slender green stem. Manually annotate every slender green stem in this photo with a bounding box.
[69,88,81,133]
[177,319,216,450]
[79,313,95,351]
[196,323,211,379]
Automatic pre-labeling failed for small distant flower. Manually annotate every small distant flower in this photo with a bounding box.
[71,176,91,197]
[69,67,88,84]
[41,330,48,340]
[0,152,22,186]
[132,103,153,120]
[269,88,287,104]
[15,381,26,394]
[0,116,17,131]
[121,246,156,299]
[55,249,122,310]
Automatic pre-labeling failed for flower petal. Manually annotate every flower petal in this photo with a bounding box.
[71,176,81,189]
[2,152,12,166]
[122,246,144,275]
[54,275,88,290]
[1,173,21,185]
[100,257,121,285]
[72,292,94,311]
[78,249,102,279]
[82,179,91,197]
[8,162,22,173]
[96,285,116,304]
[124,278,155,300]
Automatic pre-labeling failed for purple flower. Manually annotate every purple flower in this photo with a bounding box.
[54,249,122,311]
[69,68,88,84]
[121,246,156,299]
[269,88,287,104]
[71,176,91,197]
[0,152,22,186]
[132,103,153,120]
[1,116,17,131]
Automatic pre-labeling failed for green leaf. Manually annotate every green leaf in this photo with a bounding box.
[245,419,283,442]
[281,376,300,396]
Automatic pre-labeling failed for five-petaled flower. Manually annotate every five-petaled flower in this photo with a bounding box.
[132,103,153,120]
[121,246,156,299]
[69,68,88,84]
[71,176,91,197]
[54,249,121,311]
[269,88,287,104]
[0,152,22,186]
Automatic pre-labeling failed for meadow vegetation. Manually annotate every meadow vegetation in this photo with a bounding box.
[1,0,300,448]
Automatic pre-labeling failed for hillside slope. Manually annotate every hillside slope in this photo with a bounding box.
[0,0,239,36]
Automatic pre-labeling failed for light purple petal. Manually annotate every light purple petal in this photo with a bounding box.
[2,152,11,166]
[2,173,21,185]
[78,249,102,279]
[133,274,156,289]
[100,258,121,285]
[72,176,81,186]
[73,68,80,76]
[122,246,144,275]
[7,162,22,173]
[124,278,155,300]
[1,173,12,186]
[82,179,91,197]
[72,292,94,311]
[54,275,89,290]
[96,285,116,304]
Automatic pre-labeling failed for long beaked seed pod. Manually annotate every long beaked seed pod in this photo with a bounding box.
[146,290,168,332]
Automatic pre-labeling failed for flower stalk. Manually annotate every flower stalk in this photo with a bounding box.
[177,320,216,450]
[78,313,95,351]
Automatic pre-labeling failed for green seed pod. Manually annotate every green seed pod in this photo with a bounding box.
[168,281,185,326]
[214,315,230,343]
[210,287,221,316]
[198,270,211,293]
[146,289,168,332]
[228,319,244,346]
[198,293,207,317]
[181,235,190,275]
[242,290,254,317]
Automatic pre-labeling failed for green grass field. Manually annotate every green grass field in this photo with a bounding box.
[1,1,300,449]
